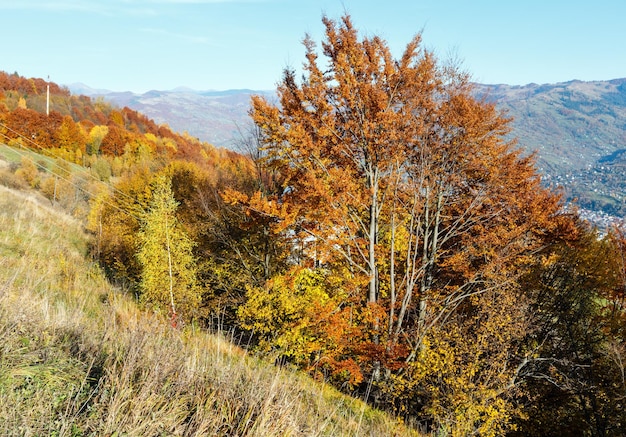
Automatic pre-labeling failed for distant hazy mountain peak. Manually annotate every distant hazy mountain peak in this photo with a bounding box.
[67,82,113,96]
[171,86,199,93]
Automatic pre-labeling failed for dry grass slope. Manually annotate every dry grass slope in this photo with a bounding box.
[0,184,417,436]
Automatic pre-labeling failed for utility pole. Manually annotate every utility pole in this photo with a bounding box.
[46,75,50,116]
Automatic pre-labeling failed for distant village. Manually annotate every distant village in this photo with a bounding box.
[543,160,626,228]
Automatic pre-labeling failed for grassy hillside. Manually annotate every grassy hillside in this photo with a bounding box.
[0,184,417,436]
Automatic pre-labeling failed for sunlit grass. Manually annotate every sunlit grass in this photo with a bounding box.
[0,142,57,167]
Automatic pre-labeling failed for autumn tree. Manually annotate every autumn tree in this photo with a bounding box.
[137,175,200,323]
[4,108,63,149]
[249,14,565,433]
[87,165,153,283]
[56,115,88,161]
[86,153,257,327]
[100,124,128,156]
[14,156,40,188]
[195,160,293,329]
[40,159,75,206]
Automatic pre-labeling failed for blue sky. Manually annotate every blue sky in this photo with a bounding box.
[2,0,625,92]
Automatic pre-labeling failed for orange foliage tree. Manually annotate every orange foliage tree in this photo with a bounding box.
[3,108,63,149]
[0,71,67,96]
[249,14,567,433]
[56,115,88,161]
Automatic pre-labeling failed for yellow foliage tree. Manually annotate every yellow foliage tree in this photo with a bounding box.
[238,266,365,386]
[86,165,152,282]
[14,156,39,188]
[87,125,109,155]
[137,175,200,323]
[56,115,87,156]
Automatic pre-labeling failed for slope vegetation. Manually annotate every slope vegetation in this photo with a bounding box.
[0,184,416,436]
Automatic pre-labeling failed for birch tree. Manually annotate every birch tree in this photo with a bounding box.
[137,175,200,323]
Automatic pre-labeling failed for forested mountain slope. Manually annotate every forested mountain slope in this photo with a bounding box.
[477,79,626,218]
[71,83,274,150]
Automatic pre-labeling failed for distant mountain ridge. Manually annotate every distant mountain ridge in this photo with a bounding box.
[475,79,626,172]
[69,79,626,219]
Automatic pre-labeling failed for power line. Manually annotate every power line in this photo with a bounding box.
[0,121,142,206]
[0,127,144,221]
[0,133,142,221]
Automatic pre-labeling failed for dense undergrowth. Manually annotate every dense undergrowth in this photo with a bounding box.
[0,184,417,436]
